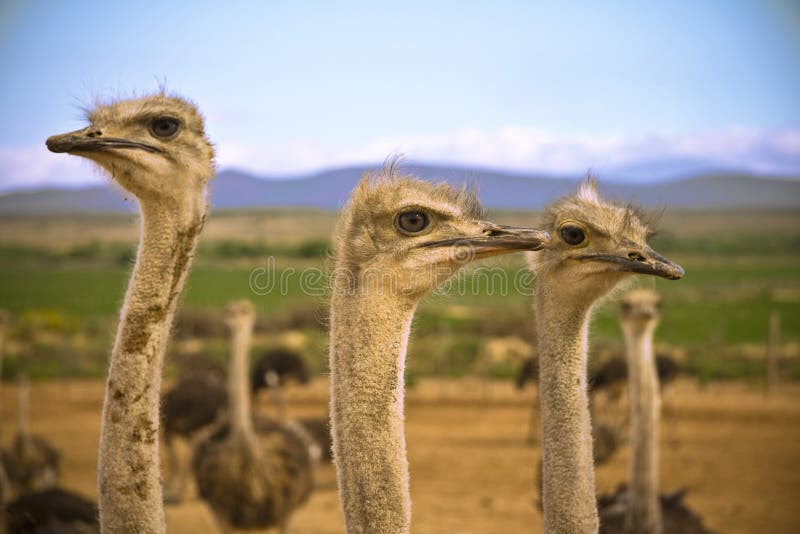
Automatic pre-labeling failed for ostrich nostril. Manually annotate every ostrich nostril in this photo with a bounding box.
[86,130,102,138]
[627,251,646,262]
[481,224,502,237]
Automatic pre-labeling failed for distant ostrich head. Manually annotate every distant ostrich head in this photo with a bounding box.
[529,179,683,305]
[621,289,662,336]
[333,162,549,298]
[46,94,214,204]
[225,300,256,332]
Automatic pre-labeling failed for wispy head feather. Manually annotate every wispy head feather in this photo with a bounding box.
[576,175,601,205]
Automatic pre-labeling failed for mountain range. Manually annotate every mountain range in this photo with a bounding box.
[0,163,798,214]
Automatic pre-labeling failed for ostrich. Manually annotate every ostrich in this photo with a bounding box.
[590,356,629,400]
[519,356,665,457]
[588,348,682,466]
[46,93,215,532]
[250,347,310,419]
[192,300,314,532]
[251,348,310,393]
[532,330,681,509]
[598,289,713,534]
[533,420,623,511]
[250,348,332,464]
[2,374,60,495]
[516,353,624,461]
[515,356,541,444]
[515,355,539,390]
[5,488,99,533]
[652,354,680,388]
[295,416,333,463]
[587,356,629,469]
[0,320,97,534]
[522,352,620,506]
[590,354,681,399]
[329,165,549,533]
[527,179,684,533]
[171,350,226,383]
[160,373,227,503]
[2,409,97,534]
[161,351,227,504]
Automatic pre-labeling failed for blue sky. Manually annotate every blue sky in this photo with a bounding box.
[1,0,798,189]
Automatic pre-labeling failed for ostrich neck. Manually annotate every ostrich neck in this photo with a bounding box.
[535,289,599,534]
[98,198,205,534]
[229,320,255,439]
[330,289,417,534]
[623,323,662,534]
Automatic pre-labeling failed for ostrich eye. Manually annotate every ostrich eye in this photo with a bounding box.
[150,117,180,138]
[559,224,586,246]
[396,211,430,234]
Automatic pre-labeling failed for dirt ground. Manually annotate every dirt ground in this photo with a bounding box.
[2,378,799,533]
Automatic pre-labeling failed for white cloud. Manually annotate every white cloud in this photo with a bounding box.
[217,126,800,179]
[2,127,798,190]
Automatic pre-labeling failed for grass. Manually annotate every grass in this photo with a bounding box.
[1,209,798,380]
[0,266,318,317]
[1,255,797,347]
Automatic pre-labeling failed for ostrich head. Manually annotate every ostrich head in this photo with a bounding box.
[46,94,214,206]
[529,179,683,306]
[332,163,549,298]
[225,300,256,332]
[621,289,662,336]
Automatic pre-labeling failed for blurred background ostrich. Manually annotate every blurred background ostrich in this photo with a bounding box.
[192,300,313,532]
[2,373,60,495]
[599,290,713,534]
[161,355,228,504]
[251,347,310,419]
[0,316,98,533]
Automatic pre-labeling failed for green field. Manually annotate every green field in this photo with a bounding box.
[1,257,797,342]
[1,209,798,381]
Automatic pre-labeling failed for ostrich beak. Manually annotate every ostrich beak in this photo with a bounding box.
[415,223,550,258]
[576,246,685,280]
[46,127,163,154]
